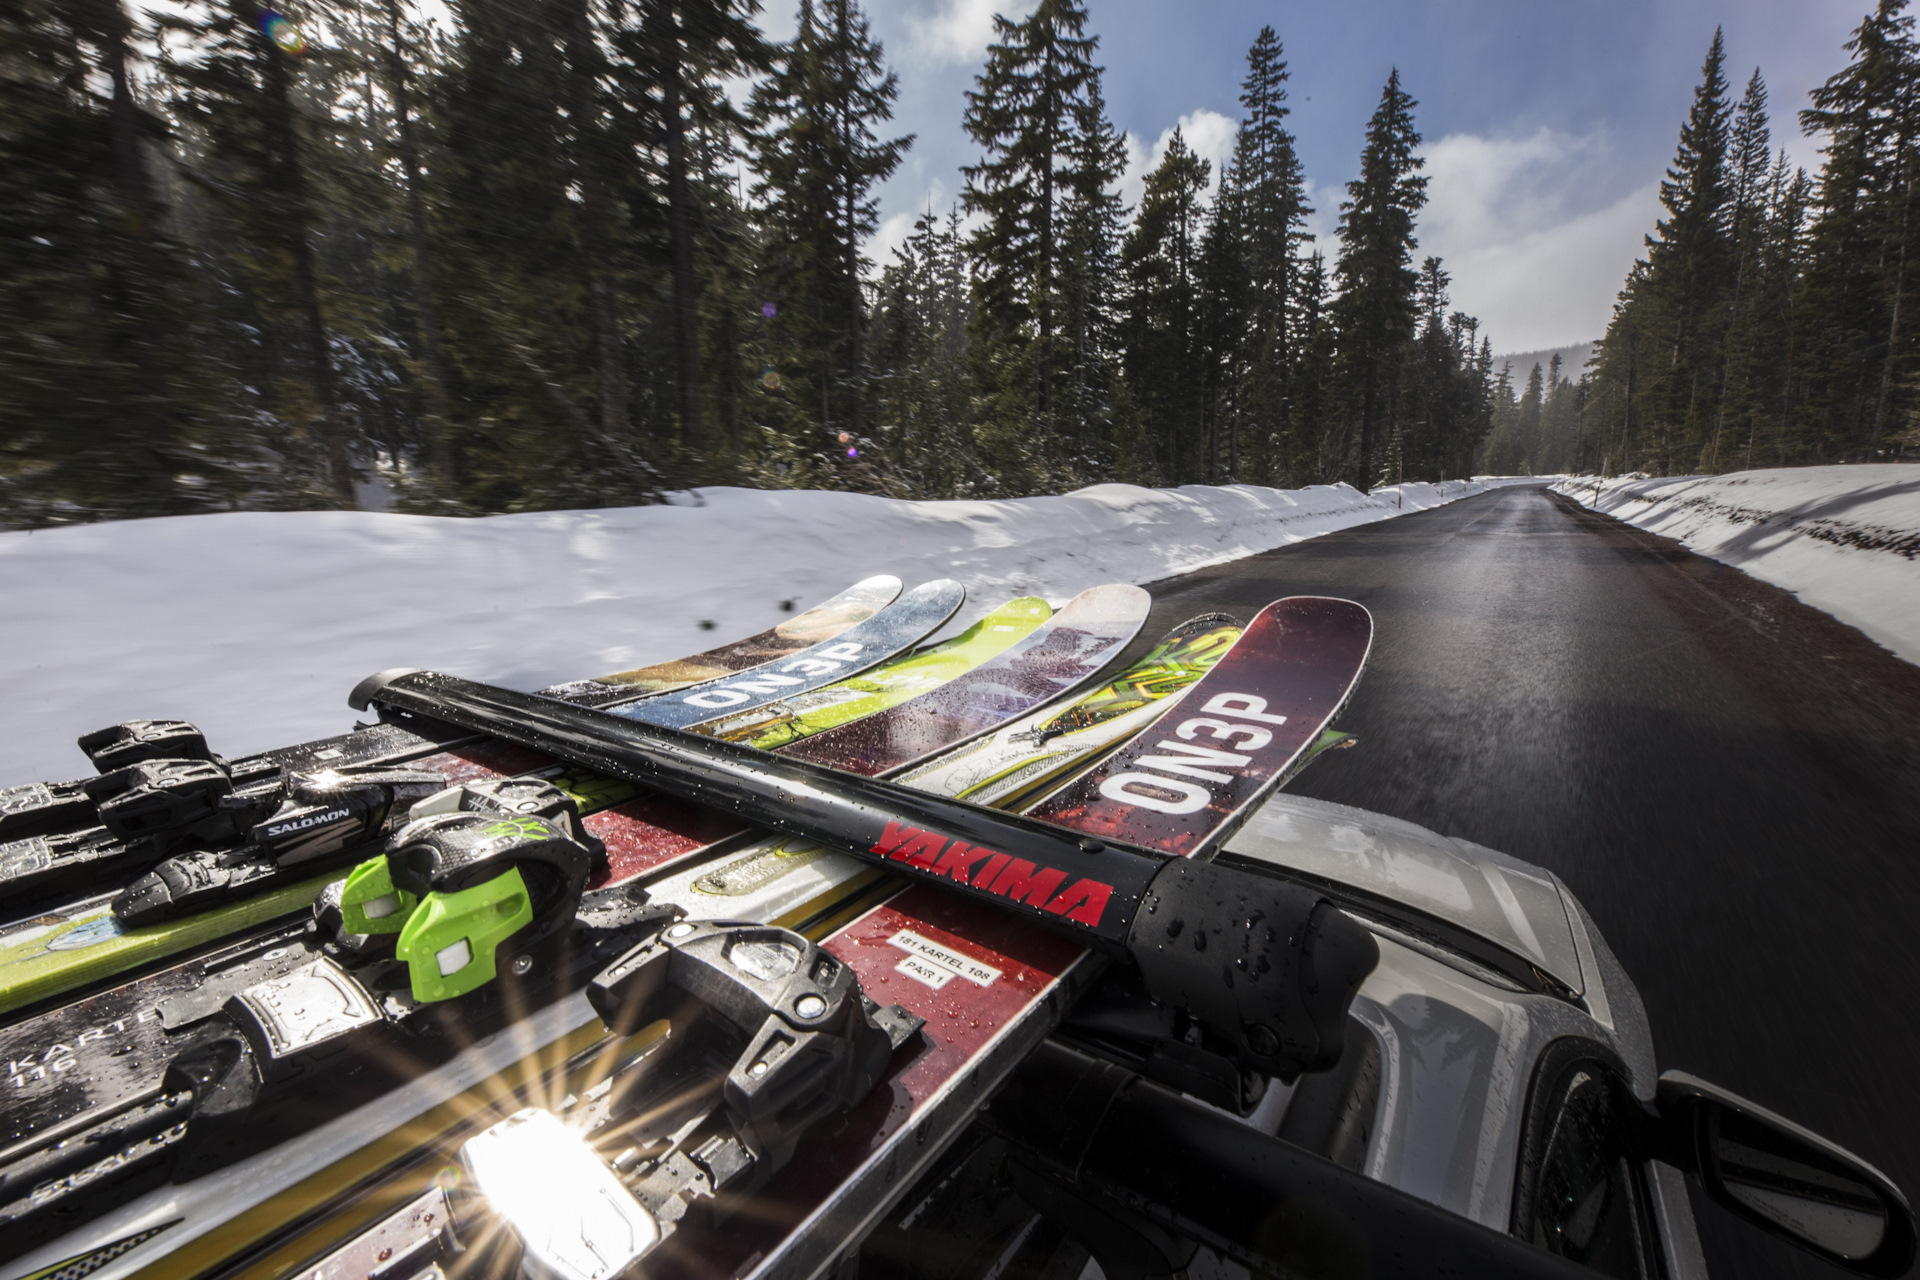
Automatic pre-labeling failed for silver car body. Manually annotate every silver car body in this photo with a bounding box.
[1222,793,1712,1279]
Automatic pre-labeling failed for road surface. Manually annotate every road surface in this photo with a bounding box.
[1135,482,1920,1279]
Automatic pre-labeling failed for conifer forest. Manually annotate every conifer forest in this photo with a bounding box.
[4,0,1916,528]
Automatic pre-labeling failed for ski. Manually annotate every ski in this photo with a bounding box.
[539,574,903,706]
[1024,594,1377,855]
[0,578,967,1013]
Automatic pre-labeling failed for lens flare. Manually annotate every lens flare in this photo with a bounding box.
[836,431,850,444]
[259,11,306,54]
[846,447,858,458]
[760,369,782,391]
[760,302,777,318]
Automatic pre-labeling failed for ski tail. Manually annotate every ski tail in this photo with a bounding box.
[542,573,903,706]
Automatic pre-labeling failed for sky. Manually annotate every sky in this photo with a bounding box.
[758,0,1873,355]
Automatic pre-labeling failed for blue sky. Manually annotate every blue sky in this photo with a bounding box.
[763,0,1874,354]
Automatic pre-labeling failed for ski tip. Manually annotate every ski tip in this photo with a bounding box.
[349,667,424,712]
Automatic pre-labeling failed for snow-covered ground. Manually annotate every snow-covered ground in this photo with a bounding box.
[1552,466,1920,665]
[1,479,1526,787]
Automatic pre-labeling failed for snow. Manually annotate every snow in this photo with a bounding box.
[1552,467,1920,665]
[0,479,1520,787]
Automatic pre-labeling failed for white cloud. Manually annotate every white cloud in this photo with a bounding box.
[903,0,1037,68]
[1118,109,1237,213]
[1413,127,1659,351]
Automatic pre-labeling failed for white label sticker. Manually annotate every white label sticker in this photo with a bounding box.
[894,956,955,990]
[888,929,1001,987]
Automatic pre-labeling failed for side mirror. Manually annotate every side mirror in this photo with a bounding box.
[1657,1071,1915,1277]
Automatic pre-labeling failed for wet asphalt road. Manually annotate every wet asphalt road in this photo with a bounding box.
[1131,483,1920,1279]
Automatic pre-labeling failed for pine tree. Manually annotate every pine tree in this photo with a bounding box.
[1397,256,1490,479]
[433,0,591,508]
[749,0,910,467]
[633,0,766,454]
[960,0,1110,491]
[868,205,976,495]
[1584,30,1736,473]
[1195,163,1246,482]
[1053,70,1127,479]
[1291,250,1338,475]
[1798,0,1920,458]
[1230,26,1311,481]
[1708,67,1772,470]
[1331,68,1427,490]
[1649,28,1734,467]
[1120,129,1211,484]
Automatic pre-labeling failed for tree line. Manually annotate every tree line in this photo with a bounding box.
[2,0,1497,527]
[1549,1,1920,476]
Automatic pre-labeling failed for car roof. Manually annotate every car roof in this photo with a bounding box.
[1223,793,1585,997]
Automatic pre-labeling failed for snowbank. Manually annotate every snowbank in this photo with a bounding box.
[1552,467,1920,665]
[1,479,1508,786]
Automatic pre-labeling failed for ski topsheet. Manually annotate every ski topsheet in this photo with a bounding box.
[603,578,965,730]
[539,574,903,706]
[893,612,1242,809]
[781,583,1156,775]
[0,578,967,1014]
[0,600,1370,1280]
[699,596,1053,746]
[1025,594,1376,854]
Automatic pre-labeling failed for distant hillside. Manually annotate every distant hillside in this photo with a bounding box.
[1493,341,1598,381]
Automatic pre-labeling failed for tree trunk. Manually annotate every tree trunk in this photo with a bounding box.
[1620,333,1636,472]
[566,0,628,449]
[1871,157,1911,451]
[98,0,150,218]
[90,0,173,490]
[845,166,863,438]
[248,0,353,503]
[1035,41,1056,451]
[1358,347,1376,493]
[656,1,703,450]
[381,0,455,485]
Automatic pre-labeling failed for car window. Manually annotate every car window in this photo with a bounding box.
[1513,1045,1657,1279]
